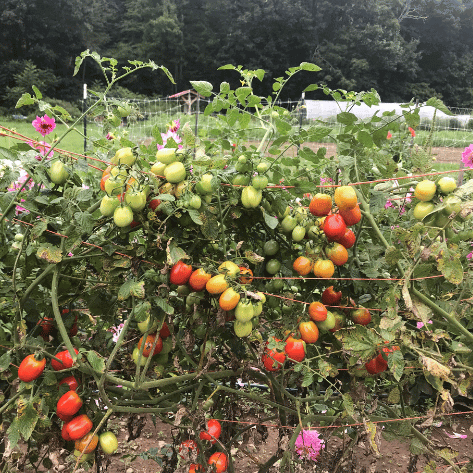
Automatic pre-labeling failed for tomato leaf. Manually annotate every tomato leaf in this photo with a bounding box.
[437,248,463,285]
[118,280,144,300]
[190,81,213,97]
[335,326,381,362]
[87,350,106,373]
[18,402,39,442]
[263,212,278,230]
[188,209,203,225]
[36,245,62,264]
[132,301,152,323]
[153,297,175,315]
[16,93,35,108]
[0,352,11,372]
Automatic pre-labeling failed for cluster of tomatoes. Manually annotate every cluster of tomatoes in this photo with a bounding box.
[364,344,400,375]
[178,418,228,472]
[290,186,361,280]
[18,349,118,462]
[36,308,78,341]
[412,176,462,226]
[99,146,190,228]
[168,259,266,338]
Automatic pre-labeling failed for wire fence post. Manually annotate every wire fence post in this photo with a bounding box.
[82,84,87,154]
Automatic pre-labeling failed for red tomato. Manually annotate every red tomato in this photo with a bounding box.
[323,214,347,240]
[169,260,193,285]
[334,228,356,249]
[308,301,328,322]
[62,422,73,441]
[57,390,83,418]
[178,439,199,458]
[238,266,254,284]
[189,464,204,473]
[338,204,362,226]
[299,321,319,344]
[199,419,222,444]
[51,348,79,371]
[262,338,286,371]
[325,242,349,266]
[18,354,46,383]
[365,356,386,374]
[351,308,372,326]
[137,333,163,357]
[284,337,306,362]
[159,321,171,338]
[58,376,80,391]
[321,286,342,306]
[208,452,228,473]
[65,414,93,441]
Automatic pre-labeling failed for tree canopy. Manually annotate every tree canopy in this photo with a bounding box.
[1,0,473,109]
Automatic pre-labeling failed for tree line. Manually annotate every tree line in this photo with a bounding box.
[1,0,473,114]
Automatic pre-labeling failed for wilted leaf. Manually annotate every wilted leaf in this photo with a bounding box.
[422,356,452,381]
[334,326,381,361]
[36,245,62,264]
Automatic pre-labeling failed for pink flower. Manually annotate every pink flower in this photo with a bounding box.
[417,320,433,329]
[461,144,473,168]
[387,131,393,139]
[467,252,473,260]
[385,200,394,209]
[294,429,324,462]
[28,140,53,161]
[110,323,125,343]
[167,119,180,133]
[408,127,416,138]
[32,115,56,137]
[405,192,412,203]
[106,132,116,140]
[156,130,183,150]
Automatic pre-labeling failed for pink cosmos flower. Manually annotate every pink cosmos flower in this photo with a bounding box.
[166,119,180,133]
[106,132,116,140]
[461,144,473,168]
[32,115,56,137]
[387,131,393,139]
[385,200,394,209]
[408,127,416,138]
[28,140,53,161]
[417,320,433,329]
[467,252,473,260]
[294,429,324,462]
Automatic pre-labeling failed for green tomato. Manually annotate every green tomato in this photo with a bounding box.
[100,195,120,217]
[14,233,24,242]
[113,206,134,227]
[272,278,285,291]
[264,240,280,256]
[252,175,269,190]
[99,432,118,454]
[151,161,167,176]
[200,173,217,193]
[281,215,298,232]
[164,162,186,183]
[235,300,255,322]
[188,195,202,210]
[49,160,69,185]
[73,450,93,463]
[437,176,457,194]
[316,311,337,331]
[253,301,263,317]
[234,320,253,338]
[112,147,136,166]
[132,347,147,366]
[125,190,147,211]
[160,338,173,355]
[137,315,158,334]
[156,148,177,165]
[104,174,126,196]
[413,201,435,220]
[241,186,262,208]
[232,173,251,186]
[266,259,281,275]
[235,161,250,173]
[292,225,306,242]
[117,105,130,117]
[443,195,462,215]
[256,162,269,173]
[107,113,121,127]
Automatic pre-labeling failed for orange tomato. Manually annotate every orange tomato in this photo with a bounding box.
[293,256,314,276]
[334,185,357,211]
[309,193,332,216]
[219,287,241,311]
[75,432,99,454]
[313,259,335,278]
[137,333,163,357]
[238,266,254,284]
[308,301,328,322]
[326,242,349,266]
[338,204,362,226]
[299,321,319,344]
[188,268,212,291]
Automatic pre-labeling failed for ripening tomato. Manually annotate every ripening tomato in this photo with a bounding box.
[239,266,254,284]
[328,311,346,332]
[262,338,286,371]
[188,268,212,291]
[365,356,387,375]
[51,348,79,371]
[219,287,241,311]
[218,260,240,279]
[323,214,347,240]
[321,286,342,305]
[325,242,349,266]
[200,419,222,444]
[309,193,333,216]
[189,464,204,473]
[49,160,69,185]
[64,414,93,441]
[334,185,357,211]
[113,205,134,227]
[338,204,362,226]
[75,432,99,454]
[299,321,319,344]
[334,228,356,249]
[208,452,228,473]
[206,274,229,294]
[57,390,83,418]
[18,354,46,383]
[308,301,328,322]
[137,333,163,357]
[170,260,193,285]
[351,307,372,326]
[312,259,335,278]
[99,431,118,454]
[293,256,313,276]
[234,300,255,322]
[284,336,306,362]
[37,316,54,341]
[159,321,171,338]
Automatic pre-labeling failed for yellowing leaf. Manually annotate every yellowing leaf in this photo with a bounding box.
[421,356,452,381]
